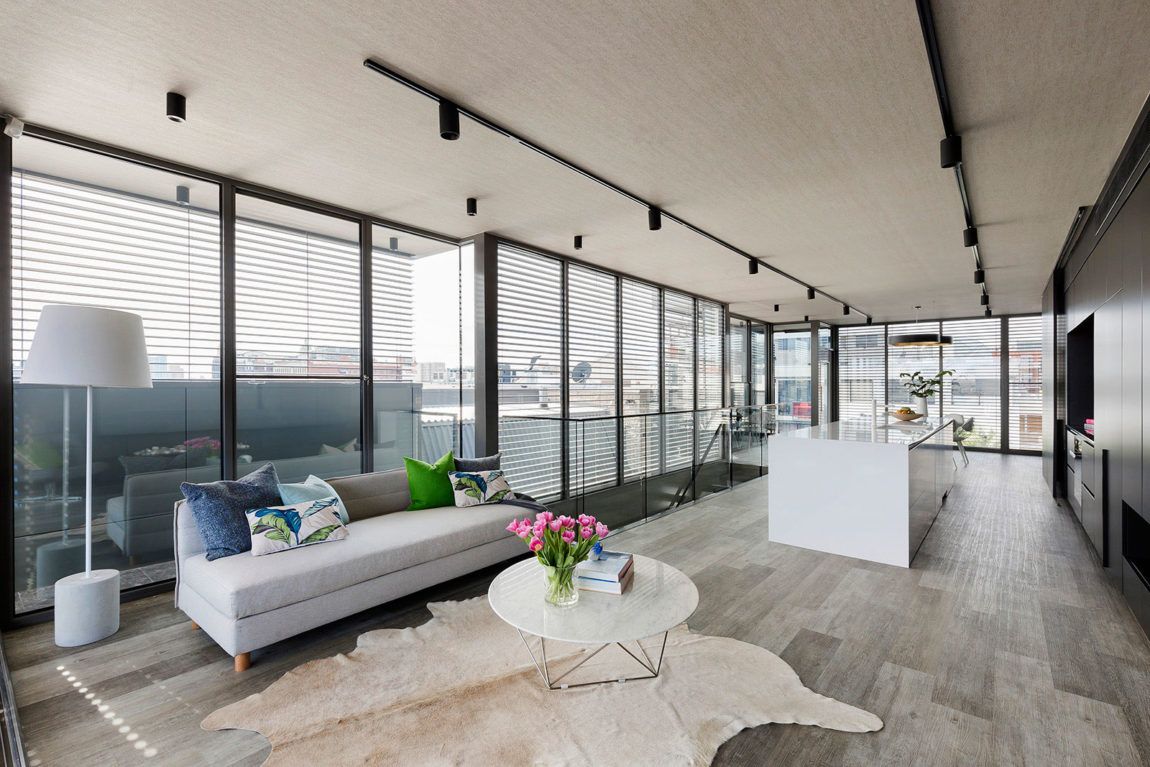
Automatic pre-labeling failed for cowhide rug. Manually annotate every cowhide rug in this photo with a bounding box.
[203,598,882,765]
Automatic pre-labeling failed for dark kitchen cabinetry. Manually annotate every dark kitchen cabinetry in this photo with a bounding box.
[1094,296,1122,574]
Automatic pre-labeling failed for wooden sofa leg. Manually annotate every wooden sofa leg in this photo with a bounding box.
[234,652,251,673]
[190,620,199,630]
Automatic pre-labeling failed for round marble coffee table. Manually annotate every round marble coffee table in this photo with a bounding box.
[488,554,699,689]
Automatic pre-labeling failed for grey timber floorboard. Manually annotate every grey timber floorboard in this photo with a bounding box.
[5,453,1150,766]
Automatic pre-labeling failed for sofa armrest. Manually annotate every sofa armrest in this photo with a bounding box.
[173,499,204,608]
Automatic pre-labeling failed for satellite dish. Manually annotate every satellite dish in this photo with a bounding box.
[570,361,592,383]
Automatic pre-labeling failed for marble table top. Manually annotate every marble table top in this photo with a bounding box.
[488,555,699,644]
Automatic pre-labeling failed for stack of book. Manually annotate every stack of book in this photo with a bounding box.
[575,551,634,594]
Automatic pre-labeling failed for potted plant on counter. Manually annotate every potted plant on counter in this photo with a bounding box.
[898,370,953,417]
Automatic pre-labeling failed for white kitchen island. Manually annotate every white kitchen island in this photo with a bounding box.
[767,417,956,567]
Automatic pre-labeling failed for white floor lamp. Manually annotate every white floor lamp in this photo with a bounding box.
[21,304,152,647]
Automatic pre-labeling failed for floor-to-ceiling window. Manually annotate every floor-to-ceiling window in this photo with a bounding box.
[234,195,362,482]
[773,327,812,431]
[942,318,1001,449]
[621,279,661,482]
[1008,316,1043,450]
[837,325,886,420]
[496,246,563,500]
[750,322,768,405]
[836,316,1040,453]
[371,226,466,468]
[567,264,618,493]
[728,317,748,407]
[10,137,221,613]
[662,291,696,471]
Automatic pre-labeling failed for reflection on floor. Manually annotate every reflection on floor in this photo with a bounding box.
[5,453,1150,765]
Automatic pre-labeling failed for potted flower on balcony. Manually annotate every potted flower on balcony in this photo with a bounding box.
[898,369,953,417]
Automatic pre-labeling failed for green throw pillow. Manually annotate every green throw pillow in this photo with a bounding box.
[404,451,455,510]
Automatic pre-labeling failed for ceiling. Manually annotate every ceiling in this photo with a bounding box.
[1,1,1147,323]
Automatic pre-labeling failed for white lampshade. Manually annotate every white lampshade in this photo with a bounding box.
[21,305,153,388]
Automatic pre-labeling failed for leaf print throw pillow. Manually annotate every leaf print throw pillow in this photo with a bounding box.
[246,497,349,556]
[449,470,516,507]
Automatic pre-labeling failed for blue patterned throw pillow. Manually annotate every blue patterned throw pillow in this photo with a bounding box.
[246,497,349,556]
[278,475,350,523]
[449,469,515,507]
[180,463,282,560]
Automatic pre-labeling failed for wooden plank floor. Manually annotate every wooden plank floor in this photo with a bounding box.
[6,453,1150,766]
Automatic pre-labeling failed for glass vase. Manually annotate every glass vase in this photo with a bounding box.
[544,564,579,607]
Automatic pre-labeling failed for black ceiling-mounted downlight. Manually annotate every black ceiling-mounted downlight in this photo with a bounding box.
[389,236,399,251]
[985,307,992,317]
[980,293,990,306]
[166,92,186,123]
[806,287,815,300]
[748,260,759,275]
[773,304,780,312]
[439,100,460,140]
[866,317,873,325]
[940,134,962,168]
[466,197,477,216]
[963,226,978,248]
[175,185,190,206]
[974,268,985,284]
[648,206,661,231]
[842,304,850,316]
[574,235,583,250]
[803,315,809,322]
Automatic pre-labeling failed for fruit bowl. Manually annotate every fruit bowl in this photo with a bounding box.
[890,410,924,422]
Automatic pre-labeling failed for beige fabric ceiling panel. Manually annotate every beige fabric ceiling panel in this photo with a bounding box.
[0,0,1147,323]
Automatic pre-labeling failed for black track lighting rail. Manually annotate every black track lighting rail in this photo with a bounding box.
[363,57,870,322]
[915,0,990,313]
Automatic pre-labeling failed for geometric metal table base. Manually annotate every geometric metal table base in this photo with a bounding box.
[516,629,669,690]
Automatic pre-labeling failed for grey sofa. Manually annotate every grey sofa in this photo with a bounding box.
[174,466,525,671]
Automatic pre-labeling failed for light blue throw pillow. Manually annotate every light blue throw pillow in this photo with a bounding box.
[278,475,350,524]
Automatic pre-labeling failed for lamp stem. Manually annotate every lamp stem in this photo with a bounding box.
[85,385,93,578]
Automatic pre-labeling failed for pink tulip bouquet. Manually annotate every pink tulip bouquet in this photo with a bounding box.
[506,512,609,606]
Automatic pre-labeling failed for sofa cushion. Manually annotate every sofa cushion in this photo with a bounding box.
[403,452,455,510]
[454,452,501,472]
[180,502,519,619]
[180,463,282,560]
[279,475,350,523]
[327,468,410,522]
[247,498,348,556]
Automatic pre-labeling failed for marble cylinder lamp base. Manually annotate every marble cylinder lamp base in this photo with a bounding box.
[54,569,120,647]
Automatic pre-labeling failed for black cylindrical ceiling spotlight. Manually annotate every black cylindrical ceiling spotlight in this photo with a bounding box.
[648,206,662,231]
[984,307,992,317]
[439,100,460,140]
[748,259,759,275]
[980,293,990,306]
[842,304,850,316]
[866,317,873,325]
[175,185,190,206]
[574,235,583,250]
[773,304,779,312]
[804,315,810,322]
[166,92,186,123]
[389,236,399,251]
[806,287,815,300]
[974,268,985,284]
[940,134,962,168]
[466,197,477,216]
[963,226,979,248]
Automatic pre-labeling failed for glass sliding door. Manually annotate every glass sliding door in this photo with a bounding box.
[772,328,813,432]
[372,225,464,469]
[234,194,362,482]
[10,137,221,612]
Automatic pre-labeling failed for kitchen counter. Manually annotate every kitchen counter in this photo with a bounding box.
[768,416,958,568]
